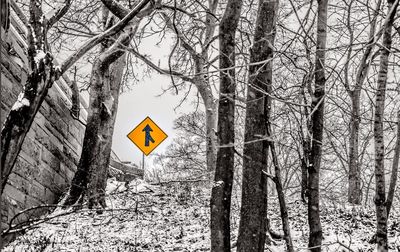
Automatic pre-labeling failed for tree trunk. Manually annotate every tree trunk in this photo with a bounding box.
[62,50,126,207]
[196,77,218,173]
[236,0,277,251]
[307,0,328,251]
[210,0,242,250]
[386,110,400,217]
[301,136,311,203]
[62,8,146,206]
[86,54,125,209]
[268,126,294,252]
[1,0,10,31]
[348,91,361,204]
[347,0,382,205]
[373,1,398,250]
[205,99,218,174]
[200,0,218,174]
[300,77,312,203]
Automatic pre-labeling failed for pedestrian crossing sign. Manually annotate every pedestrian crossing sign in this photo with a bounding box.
[127,117,168,156]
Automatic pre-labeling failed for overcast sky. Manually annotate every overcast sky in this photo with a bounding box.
[111,74,192,166]
[110,34,195,168]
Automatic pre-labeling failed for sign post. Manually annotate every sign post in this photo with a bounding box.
[142,153,145,170]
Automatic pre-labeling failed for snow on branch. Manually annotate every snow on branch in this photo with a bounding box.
[11,93,30,111]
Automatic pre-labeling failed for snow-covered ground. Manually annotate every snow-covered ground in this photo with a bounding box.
[3,178,400,251]
[3,179,211,252]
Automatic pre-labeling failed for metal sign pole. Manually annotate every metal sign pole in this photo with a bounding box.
[142,153,145,170]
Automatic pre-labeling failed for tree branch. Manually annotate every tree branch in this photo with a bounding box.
[127,46,194,82]
[159,4,195,18]
[47,0,72,29]
[59,0,151,74]
[101,0,129,19]
[161,12,199,59]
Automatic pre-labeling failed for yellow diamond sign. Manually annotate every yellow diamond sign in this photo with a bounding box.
[127,117,168,156]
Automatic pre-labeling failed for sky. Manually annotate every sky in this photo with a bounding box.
[110,35,195,168]
[111,73,191,167]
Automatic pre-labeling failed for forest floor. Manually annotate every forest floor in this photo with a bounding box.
[3,178,400,251]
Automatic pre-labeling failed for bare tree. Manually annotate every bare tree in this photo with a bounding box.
[307,0,328,250]
[63,0,155,208]
[154,112,208,176]
[386,110,400,217]
[267,133,294,252]
[344,0,382,205]
[210,0,243,250]
[236,0,279,251]
[131,0,220,173]
[373,0,399,250]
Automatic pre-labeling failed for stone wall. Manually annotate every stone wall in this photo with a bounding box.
[1,3,88,232]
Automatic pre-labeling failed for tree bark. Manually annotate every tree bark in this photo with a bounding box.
[307,0,328,251]
[204,97,218,174]
[300,75,312,203]
[373,1,398,250]
[268,127,294,252]
[301,134,311,203]
[195,76,218,173]
[199,0,219,173]
[1,0,9,31]
[210,0,242,250]
[348,91,362,204]
[86,54,126,209]
[386,110,400,217]
[62,50,126,207]
[236,0,277,251]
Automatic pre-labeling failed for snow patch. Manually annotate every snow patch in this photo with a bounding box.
[214,180,224,188]
[105,178,127,195]
[97,134,105,142]
[311,95,319,103]
[102,97,114,116]
[31,30,38,45]
[9,198,18,206]
[34,50,46,66]
[128,179,158,193]
[54,65,61,72]
[11,93,30,111]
